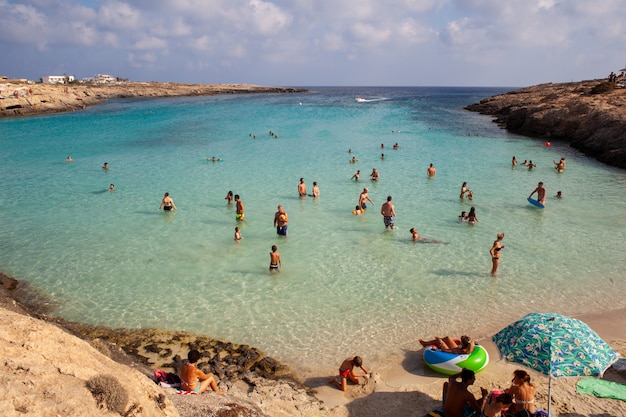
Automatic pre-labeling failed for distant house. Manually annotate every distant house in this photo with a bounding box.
[42,75,75,84]
[93,74,117,84]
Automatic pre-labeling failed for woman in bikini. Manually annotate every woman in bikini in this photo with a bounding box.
[179,349,225,394]
[504,370,536,415]
[490,232,505,276]
[467,207,479,225]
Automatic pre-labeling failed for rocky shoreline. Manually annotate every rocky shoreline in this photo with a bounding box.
[0,273,327,417]
[465,79,626,169]
[0,82,306,118]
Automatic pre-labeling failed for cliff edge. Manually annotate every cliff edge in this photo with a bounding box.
[465,80,626,169]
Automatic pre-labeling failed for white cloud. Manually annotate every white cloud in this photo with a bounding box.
[1,0,625,85]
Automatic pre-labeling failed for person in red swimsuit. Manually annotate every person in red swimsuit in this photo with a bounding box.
[329,356,369,391]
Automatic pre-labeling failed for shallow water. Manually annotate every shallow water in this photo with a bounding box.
[1,87,625,375]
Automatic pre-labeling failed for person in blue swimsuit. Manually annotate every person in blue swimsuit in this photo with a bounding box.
[273,205,288,237]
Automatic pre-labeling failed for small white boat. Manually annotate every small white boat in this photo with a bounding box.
[355,96,367,102]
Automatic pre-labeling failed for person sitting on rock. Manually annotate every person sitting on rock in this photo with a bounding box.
[179,349,225,394]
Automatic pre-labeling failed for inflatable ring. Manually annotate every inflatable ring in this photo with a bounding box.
[423,344,489,375]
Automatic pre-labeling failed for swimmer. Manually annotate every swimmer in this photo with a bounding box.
[553,157,566,172]
[381,153,385,160]
[381,196,396,230]
[427,163,436,177]
[225,191,233,204]
[528,160,536,170]
[555,191,562,199]
[298,178,307,197]
[235,194,244,221]
[159,192,177,211]
[273,205,288,237]
[350,156,359,163]
[467,207,479,224]
[512,156,517,166]
[467,190,473,200]
[359,188,373,210]
[490,232,505,276]
[108,184,115,192]
[528,182,546,206]
[102,162,108,170]
[393,143,399,149]
[269,245,281,272]
[460,182,468,199]
[309,181,320,197]
[67,156,73,163]
[352,205,363,215]
[351,170,361,181]
[370,168,379,181]
[458,211,467,222]
[234,227,242,241]
[410,227,447,244]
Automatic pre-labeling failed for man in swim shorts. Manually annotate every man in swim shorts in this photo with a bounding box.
[359,188,373,210]
[159,192,177,211]
[528,182,546,206]
[269,245,281,272]
[298,178,307,197]
[273,205,288,237]
[380,196,396,229]
[235,194,244,221]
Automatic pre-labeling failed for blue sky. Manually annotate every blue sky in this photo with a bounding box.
[1,0,625,86]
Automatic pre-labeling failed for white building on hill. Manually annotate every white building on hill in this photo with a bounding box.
[42,75,74,84]
[94,74,117,84]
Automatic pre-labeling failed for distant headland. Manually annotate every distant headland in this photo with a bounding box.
[0,81,307,118]
[466,79,626,169]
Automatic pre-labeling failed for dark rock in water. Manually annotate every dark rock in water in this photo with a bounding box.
[465,80,626,169]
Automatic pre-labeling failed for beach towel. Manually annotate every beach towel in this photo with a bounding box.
[576,378,626,402]
[176,389,199,395]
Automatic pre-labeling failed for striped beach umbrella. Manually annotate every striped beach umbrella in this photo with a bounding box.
[492,313,618,416]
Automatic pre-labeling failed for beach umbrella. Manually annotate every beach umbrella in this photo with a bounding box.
[492,312,618,416]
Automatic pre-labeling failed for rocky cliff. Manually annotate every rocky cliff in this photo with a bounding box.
[465,80,626,169]
[0,82,306,118]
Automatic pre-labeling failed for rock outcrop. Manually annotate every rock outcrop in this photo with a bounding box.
[465,80,626,169]
[0,82,306,118]
[0,274,327,417]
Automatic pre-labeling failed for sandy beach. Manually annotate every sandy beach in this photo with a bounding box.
[305,308,626,417]
[2,271,624,416]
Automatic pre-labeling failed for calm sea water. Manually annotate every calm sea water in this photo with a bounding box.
[1,87,625,375]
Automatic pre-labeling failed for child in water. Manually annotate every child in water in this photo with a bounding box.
[352,205,363,215]
[234,227,242,241]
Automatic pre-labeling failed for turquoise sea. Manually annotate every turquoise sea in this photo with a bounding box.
[1,87,625,376]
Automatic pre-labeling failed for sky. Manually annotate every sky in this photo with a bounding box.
[1,0,625,87]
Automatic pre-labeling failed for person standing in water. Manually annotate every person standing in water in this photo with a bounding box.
[351,170,361,181]
[358,188,373,210]
[159,192,177,211]
[298,178,307,197]
[309,181,320,197]
[269,245,281,272]
[490,232,505,276]
[235,194,244,221]
[528,182,546,206]
[381,196,396,229]
[427,163,436,177]
[273,205,288,237]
